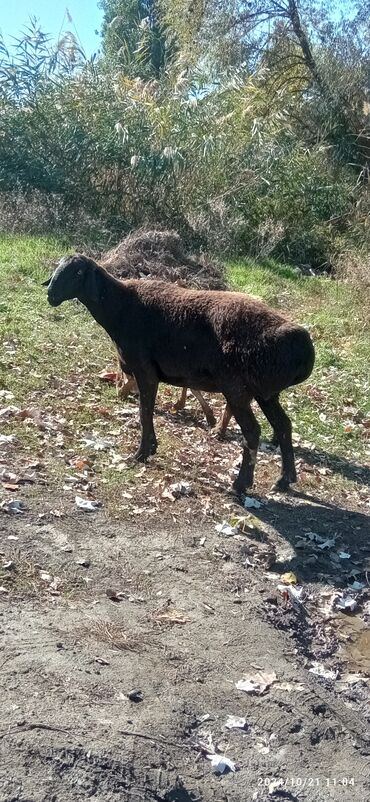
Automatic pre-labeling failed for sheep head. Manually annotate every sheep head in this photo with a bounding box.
[44,254,99,307]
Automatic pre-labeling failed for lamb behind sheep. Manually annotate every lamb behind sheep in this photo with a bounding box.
[116,371,216,427]
[44,255,315,493]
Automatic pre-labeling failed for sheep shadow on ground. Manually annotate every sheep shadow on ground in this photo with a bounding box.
[248,490,370,586]
[294,444,370,488]
[158,403,370,488]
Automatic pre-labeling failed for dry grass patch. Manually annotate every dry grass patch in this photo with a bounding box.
[0,551,82,600]
[79,619,143,652]
[101,227,227,290]
[150,603,192,627]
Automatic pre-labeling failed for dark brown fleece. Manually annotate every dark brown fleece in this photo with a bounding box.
[101,276,314,400]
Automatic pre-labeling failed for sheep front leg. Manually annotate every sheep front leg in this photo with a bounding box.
[257,395,296,490]
[223,390,261,494]
[134,375,159,462]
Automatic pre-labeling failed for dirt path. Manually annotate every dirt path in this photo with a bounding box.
[1,490,370,802]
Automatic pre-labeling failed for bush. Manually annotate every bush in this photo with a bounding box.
[0,27,368,269]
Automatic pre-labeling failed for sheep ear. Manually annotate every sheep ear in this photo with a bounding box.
[42,277,51,287]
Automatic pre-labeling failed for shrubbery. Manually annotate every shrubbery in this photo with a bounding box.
[0,12,369,271]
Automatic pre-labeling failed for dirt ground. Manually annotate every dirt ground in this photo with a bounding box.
[1,456,370,802]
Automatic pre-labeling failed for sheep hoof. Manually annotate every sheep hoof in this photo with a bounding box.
[134,450,149,463]
[206,414,216,428]
[227,486,243,500]
[134,440,157,462]
[231,478,252,496]
[272,476,292,492]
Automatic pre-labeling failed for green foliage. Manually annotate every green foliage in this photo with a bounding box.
[0,5,369,268]
[0,18,86,102]
[100,0,172,77]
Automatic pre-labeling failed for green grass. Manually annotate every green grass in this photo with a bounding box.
[0,233,124,490]
[0,235,368,510]
[0,233,113,402]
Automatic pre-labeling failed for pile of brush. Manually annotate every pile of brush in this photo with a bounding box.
[100,228,227,290]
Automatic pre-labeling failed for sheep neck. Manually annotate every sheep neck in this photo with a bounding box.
[79,267,130,342]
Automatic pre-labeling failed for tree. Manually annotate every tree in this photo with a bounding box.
[100,0,171,77]
[160,0,370,165]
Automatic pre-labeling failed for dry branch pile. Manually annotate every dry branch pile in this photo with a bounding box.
[100,228,227,290]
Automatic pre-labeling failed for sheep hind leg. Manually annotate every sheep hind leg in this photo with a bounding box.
[214,403,232,439]
[173,387,188,411]
[173,387,216,427]
[134,377,159,462]
[117,373,137,400]
[256,395,296,491]
[223,393,261,495]
[190,390,216,427]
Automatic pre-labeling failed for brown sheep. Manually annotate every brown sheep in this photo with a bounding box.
[44,255,315,494]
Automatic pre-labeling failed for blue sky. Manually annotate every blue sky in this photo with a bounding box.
[0,1,103,56]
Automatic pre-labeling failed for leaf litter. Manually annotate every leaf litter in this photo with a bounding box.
[151,605,191,626]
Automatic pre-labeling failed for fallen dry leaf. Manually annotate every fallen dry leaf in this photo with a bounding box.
[0,498,25,514]
[280,571,298,585]
[98,370,119,384]
[207,754,236,774]
[225,716,247,730]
